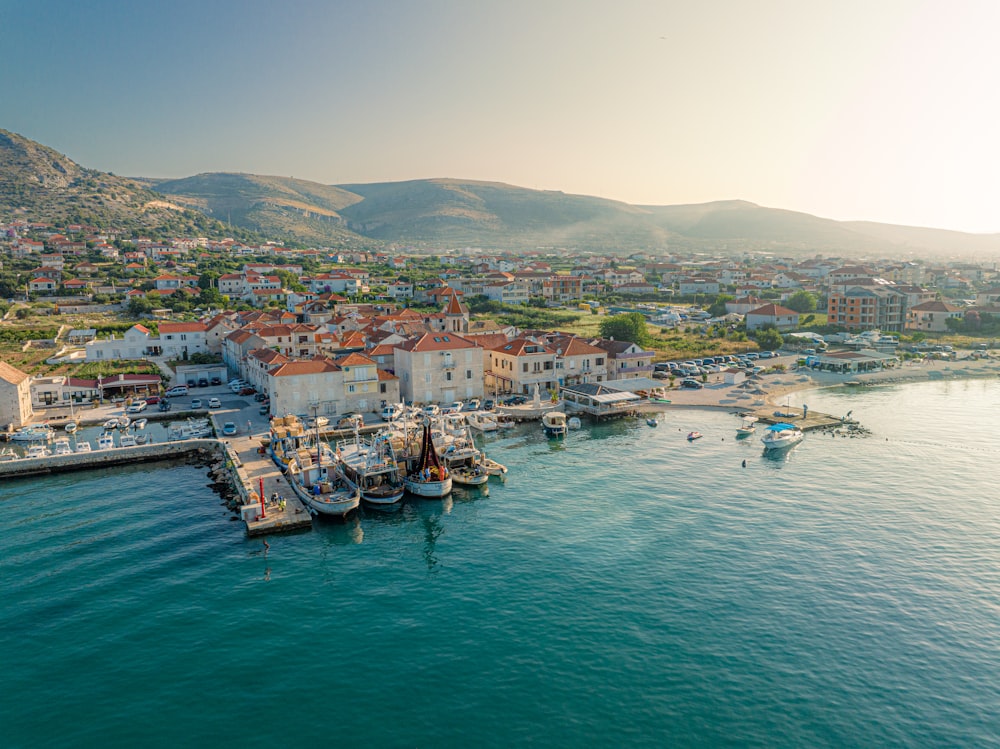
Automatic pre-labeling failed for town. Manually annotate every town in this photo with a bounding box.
[2,214,999,432]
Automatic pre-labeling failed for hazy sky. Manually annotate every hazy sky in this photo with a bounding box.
[3,0,999,233]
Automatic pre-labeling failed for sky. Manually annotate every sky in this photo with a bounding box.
[3,0,1000,233]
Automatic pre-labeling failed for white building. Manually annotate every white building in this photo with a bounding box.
[0,361,33,428]
[394,333,485,405]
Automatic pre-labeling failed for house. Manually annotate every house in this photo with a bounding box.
[590,339,655,380]
[0,361,34,428]
[394,333,485,405]
[29,277,57,293]
[485,337,559,395]
[744,304,800,331]
[157,321,209,359]
[678,278,721,296]
[906,300,965,332]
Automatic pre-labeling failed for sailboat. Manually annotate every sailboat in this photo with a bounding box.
[403,420,453,498]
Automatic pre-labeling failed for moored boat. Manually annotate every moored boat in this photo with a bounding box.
[25,445,49,459]
[287,450,360,518]
[465,410,499,432]
[404,422,452,498]
[11,426,54,442]
[51,437,73,455]
[119,434,138,448]
[542,411,568,437]
[132,418,147,430]
[336,428,405,509]
[687,431,703,441]
[761,422,804,451]
[64,422,78,434]
[646,417,659,427]
[96,432,115,450]
[75,441,92,453]
[736,416,758,437]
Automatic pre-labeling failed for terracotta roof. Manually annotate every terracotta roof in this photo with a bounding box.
[270,359,341,377]
[396,332,480,352]
[747,303,799,316]
[334,352,376,367]
[159,321,207,334]
[0,361,30,385]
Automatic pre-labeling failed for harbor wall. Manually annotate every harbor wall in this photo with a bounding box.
[0,439,223,479]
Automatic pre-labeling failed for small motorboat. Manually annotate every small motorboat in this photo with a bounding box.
[687,431,703,441]
[542,411,568,437]
[134,433,149,445]
[96,432,115,450]
[75,441,93,453]
[736,416,758,438]
[104,418,119,430]
[132,418,148,430]
[646,417,659,427]
[64,422,78,434]
[567,416,582,430]
[761,422,804,452]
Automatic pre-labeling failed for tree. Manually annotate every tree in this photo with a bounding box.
[599,312,649,346]
[708,294,734,318]
[752,326,784,350]
[785,290,817,313]
[128,297,154,317]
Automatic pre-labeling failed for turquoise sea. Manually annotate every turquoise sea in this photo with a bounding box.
[3,379,1000,748]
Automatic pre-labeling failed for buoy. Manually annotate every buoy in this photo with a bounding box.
[742,459,747,468]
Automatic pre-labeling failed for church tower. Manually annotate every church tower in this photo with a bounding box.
[444,293,469,333]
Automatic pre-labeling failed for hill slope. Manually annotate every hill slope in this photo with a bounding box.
[153,173,371,247]
[0,129,246,238]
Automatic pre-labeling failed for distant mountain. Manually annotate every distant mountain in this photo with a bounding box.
[0,129,247,238]
[4,129,1000,257]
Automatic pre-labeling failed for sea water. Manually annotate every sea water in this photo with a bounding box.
[2,379,999,748]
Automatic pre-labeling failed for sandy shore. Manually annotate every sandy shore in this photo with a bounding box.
[651,356,1000,413]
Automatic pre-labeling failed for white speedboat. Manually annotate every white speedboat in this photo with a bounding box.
[761,422,804,451]
[542,411,568,437]
[75,441,92,453]
[736,416,758,438]
[96,432,115,450]
[465,411,499,432]
[25,445,49,459]
[64,422,78,434]
[132,418,147,430]
[51,437,73,456]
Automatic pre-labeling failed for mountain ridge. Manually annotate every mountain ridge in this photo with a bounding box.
[3,129,999,257]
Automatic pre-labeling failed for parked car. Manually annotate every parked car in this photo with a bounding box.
[680,379,703,389]
[165,385,189,397]
[208,397,222,409]
[253,392,267,402]
[381,404,403,421]
[230,381,249,393]
[221,422,238,436]
[145,395,161,405]
[190,399,203,409]
[197,377,209,388]
[258,404,270,416]
[210,376,222,386]
[238,386,256,396]
[125,400,147,414]
[186,379,197,388]
[483,399,496,411]
[503,395,527,405]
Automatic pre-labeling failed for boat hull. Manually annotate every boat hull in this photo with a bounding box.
[404,476,453,498]
[361,486,406,507]
[451,468,489,486]
[762,435,803,451]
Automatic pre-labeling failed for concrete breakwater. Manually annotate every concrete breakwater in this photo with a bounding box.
[0,439,223,478]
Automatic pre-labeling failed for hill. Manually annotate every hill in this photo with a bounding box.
[0,129,250,239]
[152,173,371,247]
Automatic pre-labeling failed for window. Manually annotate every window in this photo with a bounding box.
[522,363,528,372]
[348,385,355,393]
[425,373,432,383]
[446,372,452,381]
[380,383,387,393]
[466,369,472,379]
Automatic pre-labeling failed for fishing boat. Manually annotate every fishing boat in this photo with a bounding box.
[287,449,361,518]
[542,411,568,437]
[736,416,758,437]
[687,431,703,441]
[50,437,73,456]
[0,447,17,461]
[761,422,804,452]
[403,421,452,498]
[267,414,315,470]
[25,445,49,459]
[75,441,92,453]
[336,428,405,509]
[96,432,115,450]
[64,422,78,434]
[11,426,54,442]
[440,428,489,488]
[118,434,138,448]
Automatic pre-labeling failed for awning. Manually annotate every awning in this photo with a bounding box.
[590,391,641,404]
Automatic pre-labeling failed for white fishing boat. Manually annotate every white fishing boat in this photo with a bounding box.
[465,410,499,432]
[336,427,405,509]
[51,437,73,455]
[103,418,119,430]
[481,455,508,479]
[118,434,138,448]
[75,441,92,453]
[542,411,568,437]
[118,415,131,430]
[0,447,17,461]
[64,422,78,434]
[25,445,49,459]
[267,414,315,470]
[761,422,804,451]
[11,425,54,442]
[403,422,452,498]
[96,432,115,450]
[287,449,361,518]
[736,416,758,437]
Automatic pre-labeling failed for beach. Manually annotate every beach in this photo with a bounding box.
[652,354,1000,412]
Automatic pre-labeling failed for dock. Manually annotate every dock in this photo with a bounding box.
[750,407,856,433]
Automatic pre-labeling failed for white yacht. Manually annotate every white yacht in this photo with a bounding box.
[465,411,499,432]
[761,422,804,451]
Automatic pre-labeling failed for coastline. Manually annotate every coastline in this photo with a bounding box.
[651,356,1000,412]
